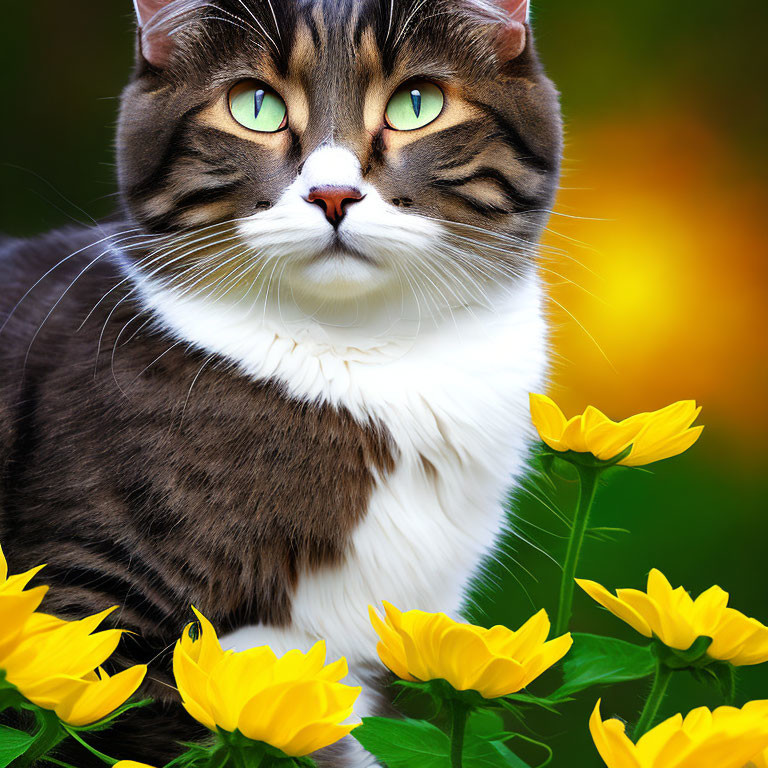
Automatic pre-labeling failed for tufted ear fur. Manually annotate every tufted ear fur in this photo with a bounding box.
[133,0,177,69]
[494,0,529,61]
[503,0,530,22]
[465,0,530,60]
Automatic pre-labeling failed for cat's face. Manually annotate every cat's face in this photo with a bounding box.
[118,0,561,309]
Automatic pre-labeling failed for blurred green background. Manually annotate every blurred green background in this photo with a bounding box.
[1,1,766,765]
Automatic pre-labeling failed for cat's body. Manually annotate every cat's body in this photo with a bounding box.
[0,1,561,765]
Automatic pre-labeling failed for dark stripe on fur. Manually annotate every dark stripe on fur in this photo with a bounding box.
[126,106,204,201]
[438,187,512,217]
[42,576,170,628]
[470,100,555,173]
[434,166,543,212]
[173,182,244,211]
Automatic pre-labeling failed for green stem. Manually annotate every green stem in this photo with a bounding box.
[634,663,674,739]
[41,758,80,768]
[449,703,469,768]
[62,727,118,765]
[554,466,601,636]
[15,709,66,768]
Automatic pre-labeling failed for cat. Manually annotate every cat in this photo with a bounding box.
[0,0,561,765]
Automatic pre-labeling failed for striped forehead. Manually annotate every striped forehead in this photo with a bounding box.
[286,5,384,75]
[250,0,450,76]
[194,0,489,85]
[283,0,383,67]
[267,1,386,138]
[294,0,377,27]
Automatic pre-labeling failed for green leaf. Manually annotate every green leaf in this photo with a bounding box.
[467,709,505,740]
[0,676,23,714]
[553,633,655,699]
[463,735,533,768]
[0,691,22,714]
[291,758,317,768]
[0,724,35,768]
[498,693,561,714]
[353,717,536,768]
[352,717,451,767]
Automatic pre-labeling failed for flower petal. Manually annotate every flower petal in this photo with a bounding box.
[517,633,573,689]
[114,762,159,768]
[589,701,642,768]
[576,579,653,638]
[492,610,551,661]
[529,394,568,444]
[56,665,147,727]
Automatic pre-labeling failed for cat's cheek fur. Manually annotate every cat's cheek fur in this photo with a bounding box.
[136,263,548,695]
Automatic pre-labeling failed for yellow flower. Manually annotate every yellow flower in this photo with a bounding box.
[590,700,768,768]
[52,665,147,727]
[0,545,145,725]
[3,608,146,725]
[577,570,768,666]
[529,394,703,466]
[750,750,768,768]
[369,603,572,699]
[114,763,157,768]
[0,545,48,661]
[173,608,360,756]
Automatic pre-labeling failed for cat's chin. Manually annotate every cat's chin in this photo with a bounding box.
[290,248,392,300]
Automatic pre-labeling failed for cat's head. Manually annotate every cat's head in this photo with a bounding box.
[118,0,561,313]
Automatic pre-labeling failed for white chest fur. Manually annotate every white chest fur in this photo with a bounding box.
[135,270,547,679]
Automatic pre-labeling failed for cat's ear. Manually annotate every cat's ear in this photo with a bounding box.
[493,0,529,61]
[133,0,176,69]
[465,0,530,60]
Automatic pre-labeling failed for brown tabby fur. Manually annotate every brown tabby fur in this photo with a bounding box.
[0,226,394,764]
[0,0,561,764]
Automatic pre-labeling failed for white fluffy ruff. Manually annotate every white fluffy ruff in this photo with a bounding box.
[127,145,548,719]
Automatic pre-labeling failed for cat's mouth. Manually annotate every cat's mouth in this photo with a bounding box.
[317,236,377,266]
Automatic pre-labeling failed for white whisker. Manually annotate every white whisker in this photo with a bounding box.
[176,352,218,432]
[1,229,145,336]
[231,0,279,52]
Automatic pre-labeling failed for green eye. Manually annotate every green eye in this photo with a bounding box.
[385,81,444,131]
[229,81,287,133]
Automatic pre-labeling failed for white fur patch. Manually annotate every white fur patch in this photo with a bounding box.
[134,270,546,705]
[124,144,548,723]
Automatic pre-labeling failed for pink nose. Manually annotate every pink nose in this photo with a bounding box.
[306,186,365,227]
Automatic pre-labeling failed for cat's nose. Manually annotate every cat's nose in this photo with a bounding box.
[305,186,365,227]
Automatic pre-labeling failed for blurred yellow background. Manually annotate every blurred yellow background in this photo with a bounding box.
[532,0,768,459]
[546,117,767,453]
